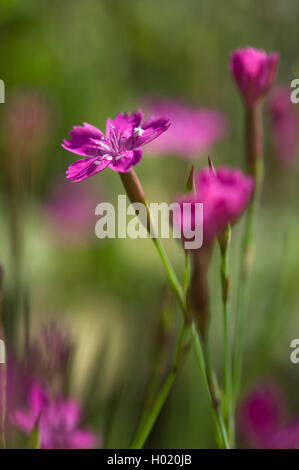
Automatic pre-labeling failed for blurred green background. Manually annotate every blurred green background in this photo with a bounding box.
[0,0,299,448]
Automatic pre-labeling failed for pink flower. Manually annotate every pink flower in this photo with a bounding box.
[269,86,298,164]
[174,166,254,245]
[11,383,98,449]
[146,99,227,159]
[230,47,279,108]
[62,111,170,182]
[239,383,299,449]
[5,323,72,417]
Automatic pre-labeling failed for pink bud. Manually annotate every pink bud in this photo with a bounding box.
[230,47,279,108]
[174,166,254,246]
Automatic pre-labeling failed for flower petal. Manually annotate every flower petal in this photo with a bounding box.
[10,383,49,434]
[29,383,50,416]
[264,53,280,96]
[146,100,227,158]
[268,421,299,449]
[11,409,36,434]
[68,430,99,449]
[106,111,144,137]
[230,47,279,107]
[60,399,82,431]
[108,149,142,173]
[132,117,171,148]
[66,157,110,182]
[238,383,286,449]
[62,123,106,157]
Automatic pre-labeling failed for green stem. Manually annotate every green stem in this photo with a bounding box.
[233,165,264,404]
[233,104,264,404]
[151,236,185,314]
[223,304,231,406]
[219,226,233,445]
[120,170,228,449]
[191,324,230,449]
[129,322,190,449]
[120,171,185,315]
[132,295,174,440]
[120,171,188,448]
[184,251,191,302]
[233,274,248,401]
[232,202,254,402]
[0,271,6,449]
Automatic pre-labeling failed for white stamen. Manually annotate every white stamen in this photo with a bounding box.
[95,155,113,165]
[133,126,144,137]
[115,154,125,161]
[109,123,116,129]
[99,142,110,151]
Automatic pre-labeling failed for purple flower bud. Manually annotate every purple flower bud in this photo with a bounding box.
[230,47,279,108]
[174,166,254,246]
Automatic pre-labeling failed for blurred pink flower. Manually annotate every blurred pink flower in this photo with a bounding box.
[45,179,98,246]
[269,86,298,164]
[11,383,98,449]
[4,89,51,160]
[62,111,170,181]
[5,324,72,423]
[145,99,227,159]
[230,47,279,108]
[174,166,254,245]
[239,382,299,449]
[4,322,72,423]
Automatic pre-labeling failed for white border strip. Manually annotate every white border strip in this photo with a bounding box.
[0,339,5,364]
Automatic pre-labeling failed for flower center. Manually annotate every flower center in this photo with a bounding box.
[133,126,144,137]
[95,123,145,164]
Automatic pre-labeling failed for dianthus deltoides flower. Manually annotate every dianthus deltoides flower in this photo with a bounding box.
[62,111,170,182]
[146,99,227,159]
[175,166,254,245]
[11,383,98,449]
[239,383,299,449]
[230,47,279,108]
